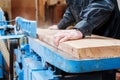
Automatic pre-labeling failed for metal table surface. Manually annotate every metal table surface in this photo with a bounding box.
[28,37,120,73]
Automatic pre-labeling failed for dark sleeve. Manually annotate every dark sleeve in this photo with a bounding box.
[58,7,75,29]
[74,0,114,36]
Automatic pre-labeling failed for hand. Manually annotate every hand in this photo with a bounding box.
[48,25,59,30]
[53,30,83,46]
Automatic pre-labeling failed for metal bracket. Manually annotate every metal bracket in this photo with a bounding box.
[15,17,37,38]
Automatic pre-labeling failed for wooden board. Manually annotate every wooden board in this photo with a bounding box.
[46,0,66,5]
[37,29,120,59]
[0,39,9,68]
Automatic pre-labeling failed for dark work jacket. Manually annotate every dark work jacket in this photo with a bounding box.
[58,0,120,39]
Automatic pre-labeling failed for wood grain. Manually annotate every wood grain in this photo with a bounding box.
[46,0,66,5]
[0,39,10,68]
[37,29,120,59]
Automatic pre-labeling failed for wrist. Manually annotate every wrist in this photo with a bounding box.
[73,29,84,38]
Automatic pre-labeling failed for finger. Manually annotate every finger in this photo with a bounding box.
[59,36,69,43]
[48,25,58,30]
[54,35,65,46]
[48,27,55,30]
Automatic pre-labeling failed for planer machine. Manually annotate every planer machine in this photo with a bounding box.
[13,17,120,80]
[1,8,119,80]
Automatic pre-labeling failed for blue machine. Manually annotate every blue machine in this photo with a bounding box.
[0,8,5,36]
[1,6,119,80]
[0,8,6,79]
[0,7,120,79]
[14,17,120,80]
[0,8,24,80]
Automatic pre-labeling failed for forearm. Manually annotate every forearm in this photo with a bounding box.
[74,0,114,36]
[57,7,75,29]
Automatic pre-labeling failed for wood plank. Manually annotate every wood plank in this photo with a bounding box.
[37,0,45,27]
[0,39,9,68]
[47,0,58,5]
[46,0,66,6]
[37,29,120,59]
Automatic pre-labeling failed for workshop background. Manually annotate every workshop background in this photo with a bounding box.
[0,0,66,27]
[0,0,120,80]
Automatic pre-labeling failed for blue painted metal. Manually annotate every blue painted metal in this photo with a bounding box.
[14,45,116,80]
[1,8,38,79]
[1,34,24,40]
[32,70,108,80]
[0,8,5,36]
[14,50,32,80]
[14,49,23,63]
[28,37,120,73]
[23,57,32,80]
[0,8,5,78]
[11,10,118,80]
[14,36,118,80]
[0,52,3,78]
[14,45,42,80]
[32,70,55,80]
[15,17,37,38]
[20,44,31,56]
[14,61,23,80]
[27,59,42,80]
[22,56,42,80]
[0,8,5,26]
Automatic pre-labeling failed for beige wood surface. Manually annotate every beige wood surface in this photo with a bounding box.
[0,39,9,68]
[47,0,66,5]
[47,0,58,5]
[37,0,45,27]
[37,29,120,59]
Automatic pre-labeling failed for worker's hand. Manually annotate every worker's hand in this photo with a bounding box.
[48,25,59,30]
[53,30,83,46]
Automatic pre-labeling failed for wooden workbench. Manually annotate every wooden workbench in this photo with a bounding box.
[37,29,120,59]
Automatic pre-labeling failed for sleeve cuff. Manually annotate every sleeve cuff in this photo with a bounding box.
[74,20,93,36]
